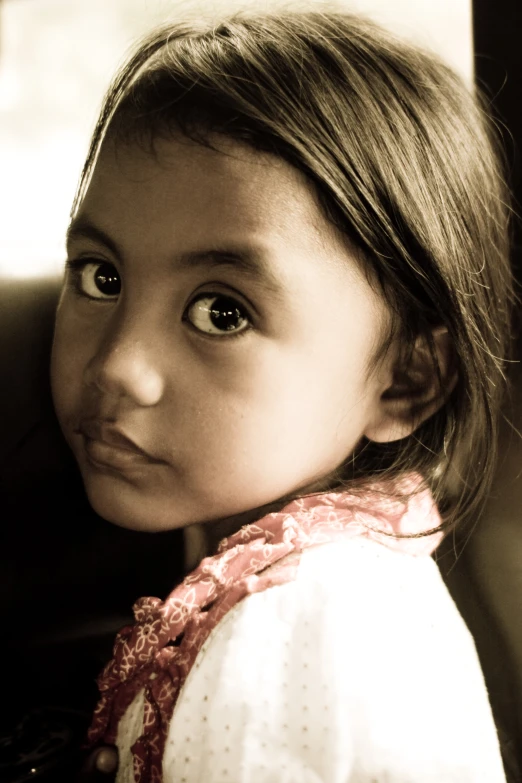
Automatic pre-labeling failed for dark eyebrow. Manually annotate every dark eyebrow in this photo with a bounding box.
[66,219,121,260]
[66,217,283,296]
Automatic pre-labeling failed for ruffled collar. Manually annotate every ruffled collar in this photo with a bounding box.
[88,474,442,782]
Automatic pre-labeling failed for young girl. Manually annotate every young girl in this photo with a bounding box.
[51,9,513,783]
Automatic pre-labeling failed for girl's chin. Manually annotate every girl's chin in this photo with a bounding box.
[82,479,250,534]
[80,464,312,534]
[83,482,188,532]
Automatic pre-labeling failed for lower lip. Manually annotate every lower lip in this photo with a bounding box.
[82,437,156,472]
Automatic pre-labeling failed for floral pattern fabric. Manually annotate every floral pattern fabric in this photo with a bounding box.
[87,475,443,783]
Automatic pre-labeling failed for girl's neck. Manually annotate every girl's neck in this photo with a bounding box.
[182,475,344,571]
[183,498,290,571]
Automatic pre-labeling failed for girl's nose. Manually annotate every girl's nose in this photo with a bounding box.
[84,315,165,407]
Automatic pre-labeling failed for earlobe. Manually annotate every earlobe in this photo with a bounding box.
[364,327,457,444]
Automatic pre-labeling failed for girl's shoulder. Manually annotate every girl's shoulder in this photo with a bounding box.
[160,535,506,782]
[293,533,455,624]
[187,534,473,668]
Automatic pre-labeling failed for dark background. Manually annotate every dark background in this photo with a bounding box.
[474,0,522,343]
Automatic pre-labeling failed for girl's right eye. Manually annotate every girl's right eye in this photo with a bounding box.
[68,261,121,300]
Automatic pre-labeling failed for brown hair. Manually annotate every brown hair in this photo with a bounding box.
[71,10,514,533]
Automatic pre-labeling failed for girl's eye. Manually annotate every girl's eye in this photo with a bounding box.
[185,294,250,337]
[71,261,121,300]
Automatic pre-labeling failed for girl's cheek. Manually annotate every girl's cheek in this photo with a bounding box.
[52,309,92,406]
[51,335,76,418]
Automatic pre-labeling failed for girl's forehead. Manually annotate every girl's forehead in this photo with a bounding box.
[92,135,307,210]
[74,135,374,301]
[80,135,349,263]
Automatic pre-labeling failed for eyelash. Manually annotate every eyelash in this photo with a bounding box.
[64,258,253,340]
[65,258,120,302]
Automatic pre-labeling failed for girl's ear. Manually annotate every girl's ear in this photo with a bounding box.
[364,327,457,444]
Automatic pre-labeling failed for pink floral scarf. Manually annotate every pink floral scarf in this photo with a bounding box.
[87,475,443,782]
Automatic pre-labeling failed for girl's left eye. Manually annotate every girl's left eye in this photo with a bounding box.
[68,260,121,300]
[185,294,251,337]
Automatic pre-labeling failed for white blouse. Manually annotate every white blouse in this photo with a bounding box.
[115,536,506,782]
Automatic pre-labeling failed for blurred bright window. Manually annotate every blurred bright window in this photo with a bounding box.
[0,0,472,279]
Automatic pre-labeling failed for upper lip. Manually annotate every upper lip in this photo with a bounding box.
[76,419,160,461]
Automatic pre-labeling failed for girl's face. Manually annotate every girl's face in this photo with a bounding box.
[51,135,395,531]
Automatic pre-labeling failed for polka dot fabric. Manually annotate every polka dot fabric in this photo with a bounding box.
[116,540,507,782]
[87,475,506,781]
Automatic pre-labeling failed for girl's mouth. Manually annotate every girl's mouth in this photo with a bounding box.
[75,420,164,471]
